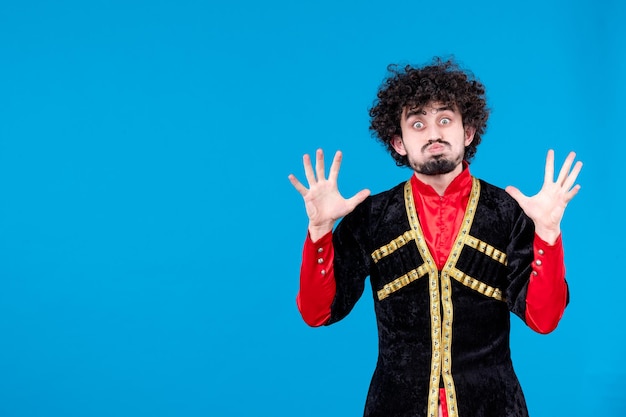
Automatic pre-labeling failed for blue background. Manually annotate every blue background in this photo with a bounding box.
[0,0,623,416]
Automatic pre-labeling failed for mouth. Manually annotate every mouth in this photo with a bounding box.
[427,143,446,154]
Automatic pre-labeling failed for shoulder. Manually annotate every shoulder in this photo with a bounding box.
[474,178,531,233]
[476,178,521,213]
[339,181,407,228]
[369,181,406,204]
[358,180,407,216]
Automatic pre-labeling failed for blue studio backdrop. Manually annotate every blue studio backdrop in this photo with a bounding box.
[0,0,624,416]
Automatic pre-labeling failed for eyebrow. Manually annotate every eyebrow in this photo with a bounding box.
[404,105,455,120]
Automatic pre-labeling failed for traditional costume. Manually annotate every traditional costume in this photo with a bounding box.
[297,166,568,417]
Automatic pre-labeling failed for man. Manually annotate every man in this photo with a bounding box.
[288,58,582,417]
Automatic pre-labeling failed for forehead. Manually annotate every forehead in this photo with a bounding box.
[403,101,458,117]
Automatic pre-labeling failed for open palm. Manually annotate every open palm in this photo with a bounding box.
[288,149,370,241]
[505,150,583,244]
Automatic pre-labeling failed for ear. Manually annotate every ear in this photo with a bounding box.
[391,135,407,155]
[464,126,476,146]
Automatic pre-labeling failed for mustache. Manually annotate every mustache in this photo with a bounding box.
[421,139,450,152]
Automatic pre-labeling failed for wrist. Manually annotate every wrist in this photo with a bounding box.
[309,223,334,242]
[534,226,561,246]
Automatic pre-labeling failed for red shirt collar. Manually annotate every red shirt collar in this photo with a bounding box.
[409,161,472,197]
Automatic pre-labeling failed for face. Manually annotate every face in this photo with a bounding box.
[391,102,475,176]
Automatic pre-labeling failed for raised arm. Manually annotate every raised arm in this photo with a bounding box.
[288,149,371,241]
[289,149,371,326]
[506,150,583,333]
[505,150,583,244]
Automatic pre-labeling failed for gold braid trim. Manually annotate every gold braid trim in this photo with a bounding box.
[376,265,430,300]
[438,177,481,417]
[440,270,457,417]
[463,235,508,265]
[371,230,417,263]
[402,181,437,273]
[448,267,505,302]
[403,181,441,417]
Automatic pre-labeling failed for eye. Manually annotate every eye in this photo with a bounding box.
[412,121,424,129]
[440,118,451,125]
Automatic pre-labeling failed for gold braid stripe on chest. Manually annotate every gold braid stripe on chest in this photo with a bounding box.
[372,178,507,302]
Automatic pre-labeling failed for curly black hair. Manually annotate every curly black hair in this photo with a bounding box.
[369,57,489,167]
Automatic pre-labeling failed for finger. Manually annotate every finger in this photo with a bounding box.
[303,153,316,186]
[562,160,583,192]
[346,189,371,210]
[315,148,326,181]
[564,184,582,202]
[555,151,577,185]
[328,150,343,182]
[505,185,527,205]
[543,149,555,184]
[288,174,309,196]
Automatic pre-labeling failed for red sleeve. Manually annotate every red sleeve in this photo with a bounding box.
[296,231,336,327]
[525,234,568,334]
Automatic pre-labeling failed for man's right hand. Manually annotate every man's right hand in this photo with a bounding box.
[288,149,371,241]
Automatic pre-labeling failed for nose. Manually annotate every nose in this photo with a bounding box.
[426,123,443,141]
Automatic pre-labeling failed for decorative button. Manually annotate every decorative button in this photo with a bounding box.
[538,249,545,255]
[535,259,542,266]
[317,247,323,253]
[321,269,326,275]
[317,258,324,264]
[532,271,538,276]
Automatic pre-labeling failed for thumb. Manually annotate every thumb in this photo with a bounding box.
[505,185,525,204]
[347,189,371,209]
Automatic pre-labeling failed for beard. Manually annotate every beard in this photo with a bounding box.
[410,155,460,175]
[407,139,464,175]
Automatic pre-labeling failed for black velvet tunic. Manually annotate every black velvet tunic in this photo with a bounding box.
[328,177,535,417]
